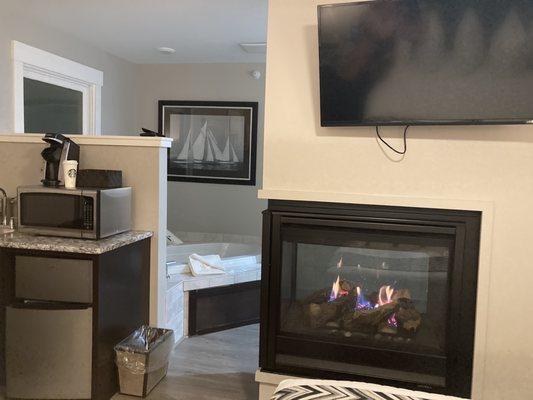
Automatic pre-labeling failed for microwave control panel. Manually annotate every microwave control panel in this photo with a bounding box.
[82,197,94,231]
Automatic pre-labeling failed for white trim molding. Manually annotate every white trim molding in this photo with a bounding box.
[12,41,103,135]
[0,133,172,148]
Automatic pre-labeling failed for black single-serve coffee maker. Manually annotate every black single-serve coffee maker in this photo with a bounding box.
[41,133,80,187]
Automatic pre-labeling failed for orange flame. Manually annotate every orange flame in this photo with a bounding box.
[378,285,395,306]
[331,276,341,300]
[329,275,348,302]
[356,285,396,310]
[356,286,398,329]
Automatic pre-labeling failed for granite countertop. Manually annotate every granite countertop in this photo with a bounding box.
[0,230,153,255]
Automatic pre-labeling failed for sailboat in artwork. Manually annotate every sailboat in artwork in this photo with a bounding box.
[175,126,193,163]
[192,121,208,162]
[219,137,240,164]
[208,129,224,161]
[173,120,239,164]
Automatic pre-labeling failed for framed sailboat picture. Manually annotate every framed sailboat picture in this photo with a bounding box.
[159,101,258,185]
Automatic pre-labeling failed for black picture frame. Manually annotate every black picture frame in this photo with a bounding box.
[159,100,258,185]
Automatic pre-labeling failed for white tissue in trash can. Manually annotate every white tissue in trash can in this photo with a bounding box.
[116,325,172,352]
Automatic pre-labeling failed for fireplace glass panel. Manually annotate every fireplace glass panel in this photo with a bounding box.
[279,225,452,357]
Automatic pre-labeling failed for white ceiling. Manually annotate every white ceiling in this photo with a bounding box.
[8,0,268,64]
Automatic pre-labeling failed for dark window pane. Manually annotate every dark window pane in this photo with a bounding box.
[24,78,83,134]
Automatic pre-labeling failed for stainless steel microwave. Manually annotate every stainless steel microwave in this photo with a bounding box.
[17,186,132,239]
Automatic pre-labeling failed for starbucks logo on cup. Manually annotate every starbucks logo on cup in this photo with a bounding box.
[63,160,79,189]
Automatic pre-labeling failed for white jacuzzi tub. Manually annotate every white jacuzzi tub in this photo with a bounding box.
[166,242,261,279]
[165,242,261,342]
[167,242,260,263]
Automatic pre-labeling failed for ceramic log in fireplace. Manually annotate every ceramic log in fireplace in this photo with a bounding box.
[259,200,481,398]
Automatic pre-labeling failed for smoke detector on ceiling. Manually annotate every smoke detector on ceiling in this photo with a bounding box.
[250,70,262,80]
[157,46,176,54]
[239,43,267,54]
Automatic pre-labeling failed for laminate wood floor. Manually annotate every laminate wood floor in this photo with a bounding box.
[114,324,260,400]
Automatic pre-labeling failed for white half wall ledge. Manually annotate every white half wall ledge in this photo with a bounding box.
[0,133,172,148]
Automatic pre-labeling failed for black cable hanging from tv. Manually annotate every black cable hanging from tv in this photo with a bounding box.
[375,125,410,155]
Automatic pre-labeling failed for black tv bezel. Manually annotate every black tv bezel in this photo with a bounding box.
[317,1,533,127]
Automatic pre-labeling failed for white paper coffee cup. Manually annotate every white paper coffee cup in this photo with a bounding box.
[63,160,78,189]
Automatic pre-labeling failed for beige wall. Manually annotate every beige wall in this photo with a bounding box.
[137,63,267,237]
[263,0,533,398]
[0,7,139,135]
[0,137,168,325]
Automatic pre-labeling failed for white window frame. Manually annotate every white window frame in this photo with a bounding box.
[12,41,103,135]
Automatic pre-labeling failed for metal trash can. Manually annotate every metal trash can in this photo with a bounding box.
[115,326,174,397]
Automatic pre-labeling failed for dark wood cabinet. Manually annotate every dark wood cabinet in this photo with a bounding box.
[0,235,151,400]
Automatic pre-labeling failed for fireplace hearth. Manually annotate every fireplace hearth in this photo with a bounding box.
[260,200,481,398]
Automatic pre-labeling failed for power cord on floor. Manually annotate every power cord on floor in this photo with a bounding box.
[375,125,410,155]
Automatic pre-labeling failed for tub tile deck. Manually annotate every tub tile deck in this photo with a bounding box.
[170,263,261,291]
[165,246,261,345]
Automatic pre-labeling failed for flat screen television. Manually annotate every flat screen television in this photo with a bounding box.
[318,0,533,126]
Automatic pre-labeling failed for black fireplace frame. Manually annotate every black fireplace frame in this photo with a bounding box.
[259,200,481,398]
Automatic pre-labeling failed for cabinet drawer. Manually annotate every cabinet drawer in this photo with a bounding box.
[15,256,93,303]
[6,305,92,399]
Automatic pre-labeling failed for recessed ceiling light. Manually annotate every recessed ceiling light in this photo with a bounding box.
[157,46,175,54]
[239,43,267,54]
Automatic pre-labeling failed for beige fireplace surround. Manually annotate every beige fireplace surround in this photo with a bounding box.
[257,1,533,399]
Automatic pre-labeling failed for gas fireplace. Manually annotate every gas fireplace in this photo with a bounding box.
[260,200,481,398]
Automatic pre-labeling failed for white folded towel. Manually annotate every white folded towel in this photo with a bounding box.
[188,253,226,276]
